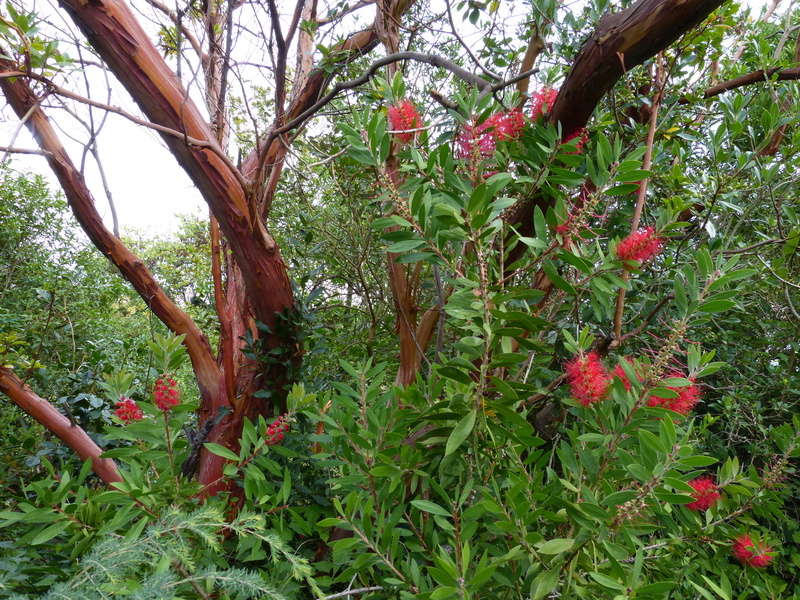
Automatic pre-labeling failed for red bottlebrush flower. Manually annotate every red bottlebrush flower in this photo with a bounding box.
[612,358,641,391]
[686,476,721,511]
[266,414,290,446]
[484,109,526,141]
[564,351,611,406]
[153,375,180,411]
[732,535,774,568]
[387,99,423,142]
[531,87,559,121]
[616,227,662,263]
[563,128,589,154]
[114,397,143,424]
[455,122,496,159]
[647,372,701,415]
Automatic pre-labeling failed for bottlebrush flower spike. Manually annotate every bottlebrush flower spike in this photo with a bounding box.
[455,121,496,159]
[732,534,774,568]
[114,397,143,424]
[616,227,662,263]
[612,358,640,391]
[531,87,558,121]
[266,414,290,446]
[565,351,611,406]
[387,99,423,142]
[153,375,180,411]
[686,476,721,511]
[563,128,589,154]
[647,371,701,415]
[484,109,526,141]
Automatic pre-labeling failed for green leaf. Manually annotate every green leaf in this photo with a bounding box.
[30,521,69,545]
[387,239,426,253]
[531,569,559,600]
[411,499,451,517]
[654,491,695,504]
[537,538,574,554]
[589,572,625,590]
[542,262,576,296]
[679,455,718,467]
[203,443,240,462]
[698,299,735,313]
[445,409,477,456]
[701,575,731,600]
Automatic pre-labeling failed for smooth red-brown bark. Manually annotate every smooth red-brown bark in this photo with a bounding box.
[0,367,121,485]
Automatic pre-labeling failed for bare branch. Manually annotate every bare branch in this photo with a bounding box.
[142,0,205,60]
[319,587,384,600]
[0,366,121,485]
[444,0,500,81]
[703,67,800,98]
[269,51,491,140]
[0,145,52,157]
[0,59,224,410]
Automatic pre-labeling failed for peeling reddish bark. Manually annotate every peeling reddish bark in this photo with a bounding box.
[549,0,726,136]
[0,367,121,485]
[0,61,225,409]
[57,0,296,341]
[506,0,726,248]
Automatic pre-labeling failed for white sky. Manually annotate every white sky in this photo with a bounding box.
[0,0,769,238]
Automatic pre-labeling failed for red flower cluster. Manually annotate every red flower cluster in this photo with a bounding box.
[484,109,525,141]
[531,87,558,121]
[153,375,180,411]
[455,122,497,159]
[565,351,611,406]
[686,476,721,511]
[563,127,589,154]
[647,372,701,415]
[732,534,774,568]
[616,227,662,263]
[114,397,143,424]
[455,109,526,160]
[613,361,701,416]
[266,414,290,446]
[387,99,423,142]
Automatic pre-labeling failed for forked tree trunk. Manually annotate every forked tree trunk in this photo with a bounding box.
[0,0,730,495]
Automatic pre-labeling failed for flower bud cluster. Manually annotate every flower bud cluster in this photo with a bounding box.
[114,396,143,424]
[266,414,290,446]
[153,375,180,411]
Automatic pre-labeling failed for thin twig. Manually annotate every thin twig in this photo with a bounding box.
[444,0,501,82]
[7,70,248,191]
[613,53,665,343]
[0,145,52,157]
[318,586,384,600]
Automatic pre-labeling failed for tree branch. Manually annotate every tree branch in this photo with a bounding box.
[0,60,224,411]
[57,0,296,353]
[0,366,121,485]
[550,0,726,136]
[262,50,491,146]
[703,67,800,98]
